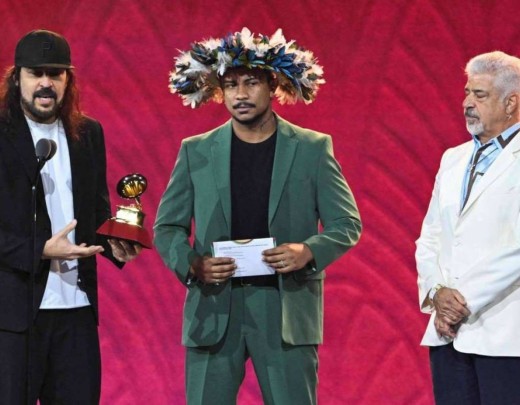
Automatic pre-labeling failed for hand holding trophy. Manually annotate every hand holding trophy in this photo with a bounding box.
[97,173,152,248]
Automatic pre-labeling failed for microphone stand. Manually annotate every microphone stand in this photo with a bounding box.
[26,136,54,405]
[26,160,45,405]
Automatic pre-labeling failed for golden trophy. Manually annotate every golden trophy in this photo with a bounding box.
[97,173,152,248]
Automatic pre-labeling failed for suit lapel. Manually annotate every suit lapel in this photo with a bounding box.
[442,143,472,213]
[461,135,520,216]
[6,117,38,183]
[210,117,299,230]
[67,134,84,221]
[269,118,298,225]
[211,122,232,232]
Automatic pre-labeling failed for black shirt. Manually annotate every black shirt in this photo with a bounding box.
[230,130,277,240]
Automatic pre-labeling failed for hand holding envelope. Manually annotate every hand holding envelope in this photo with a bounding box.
[213,238,276,277]
[189,255,237,284]
[261,242,314,273]
[207,237,314,284]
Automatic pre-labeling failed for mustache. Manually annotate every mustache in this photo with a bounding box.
[464,111,479,119]
[33,88,57,99]
[233,102,255,109]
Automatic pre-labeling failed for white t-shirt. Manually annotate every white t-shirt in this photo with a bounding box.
[27,116,90,309]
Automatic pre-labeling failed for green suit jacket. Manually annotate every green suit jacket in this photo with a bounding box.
[154,116,361,347]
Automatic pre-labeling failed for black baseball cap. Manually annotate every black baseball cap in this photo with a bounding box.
[15,29,73,68]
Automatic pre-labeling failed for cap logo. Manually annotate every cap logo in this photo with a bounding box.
[42,41,52,57]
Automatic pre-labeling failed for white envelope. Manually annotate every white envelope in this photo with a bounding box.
[212,237,276,277]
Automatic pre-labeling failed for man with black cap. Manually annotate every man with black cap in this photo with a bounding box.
[0,29,141,404]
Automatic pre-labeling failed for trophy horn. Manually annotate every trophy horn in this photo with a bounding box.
[117,173,147,208]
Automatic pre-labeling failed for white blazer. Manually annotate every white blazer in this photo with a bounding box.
[416,133,520,356]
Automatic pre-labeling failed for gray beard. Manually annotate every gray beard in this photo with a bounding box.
[466,121,484,136]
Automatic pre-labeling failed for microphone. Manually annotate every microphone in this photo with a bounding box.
[34,138,57,185]
[35,138,57,164]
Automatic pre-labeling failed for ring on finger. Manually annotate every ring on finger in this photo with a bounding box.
[280,260,285,267]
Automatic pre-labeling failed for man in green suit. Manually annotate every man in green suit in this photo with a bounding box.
[154,28,361,405]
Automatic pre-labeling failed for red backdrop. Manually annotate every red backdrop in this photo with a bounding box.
[2,1,519,403]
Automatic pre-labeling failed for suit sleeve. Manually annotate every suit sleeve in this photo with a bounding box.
[90,121,123,268]
[302,136,362,271]
[415,152,451,313]
[154,140,198,285]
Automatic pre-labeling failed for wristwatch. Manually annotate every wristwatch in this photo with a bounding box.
[429,283,445,302]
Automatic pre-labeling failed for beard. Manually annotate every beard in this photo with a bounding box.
[21,89,60,122]
[466,120,484,136]
[230,103,270,126]
[464,109,484,136]
[233,113,262,126]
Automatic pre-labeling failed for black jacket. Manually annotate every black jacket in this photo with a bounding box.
[0,113,121,332]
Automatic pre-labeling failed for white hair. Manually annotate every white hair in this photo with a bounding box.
[465,51,520,99]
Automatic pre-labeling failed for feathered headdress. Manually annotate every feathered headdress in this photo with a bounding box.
[169,27,325,108]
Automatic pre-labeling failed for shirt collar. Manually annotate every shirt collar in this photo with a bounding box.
[472,122,520,150]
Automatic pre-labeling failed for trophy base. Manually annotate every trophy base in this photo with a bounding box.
[97,219,152,249]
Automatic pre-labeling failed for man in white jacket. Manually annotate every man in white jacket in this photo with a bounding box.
[416,51,520,405]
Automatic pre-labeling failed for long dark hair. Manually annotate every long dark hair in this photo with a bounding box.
[0,66,84,140]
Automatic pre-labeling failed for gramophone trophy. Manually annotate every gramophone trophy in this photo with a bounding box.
[97,173,152,248]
